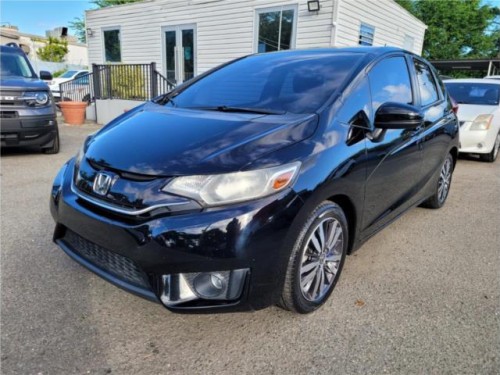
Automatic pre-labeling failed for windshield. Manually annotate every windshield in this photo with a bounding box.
[445,82,500,105]
[0,52,34,78]
[60,70,78,78]
[165,52,363,114]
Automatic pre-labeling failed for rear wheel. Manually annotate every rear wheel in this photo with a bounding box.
[480,132,500,163]
[279,201,348,314]
[421,153,454,209]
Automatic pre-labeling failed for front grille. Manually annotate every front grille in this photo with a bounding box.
[0,90,25,107]
[0,111,18,118]
[63,229,150,289]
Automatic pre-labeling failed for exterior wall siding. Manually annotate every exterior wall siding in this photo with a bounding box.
[86,0,426,75]
[334,0,426,55]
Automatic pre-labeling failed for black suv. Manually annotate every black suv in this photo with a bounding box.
[1,45,59,153]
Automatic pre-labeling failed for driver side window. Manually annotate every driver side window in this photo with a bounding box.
[368,57,413,111]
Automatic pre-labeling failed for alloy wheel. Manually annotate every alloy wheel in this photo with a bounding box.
[438,157,452,203]
[494,133,500,160]
[299,217,344,302]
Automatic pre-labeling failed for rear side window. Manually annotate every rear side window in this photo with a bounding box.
[414,60,439,106]
[368,56,413,111]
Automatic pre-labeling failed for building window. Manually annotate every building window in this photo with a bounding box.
[103,28,121,62]
[359,23,375,46]
[256,6,297,53]
[403,35,414,52]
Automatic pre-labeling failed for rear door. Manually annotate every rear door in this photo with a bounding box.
[362,55,424,236]
[411,58,457,183]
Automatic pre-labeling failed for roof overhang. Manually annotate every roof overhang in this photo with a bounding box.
[430,58,500,72]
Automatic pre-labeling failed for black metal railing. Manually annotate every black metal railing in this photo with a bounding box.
[59,72,95,103]
[60,63,176,103]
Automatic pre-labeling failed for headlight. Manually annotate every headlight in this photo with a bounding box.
[23,91,50,107]
[163,162,301,206]
[75,133,95,166]
[470,114,493,130]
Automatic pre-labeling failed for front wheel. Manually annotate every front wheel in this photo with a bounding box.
[421,153,454,209]
[279,201,348,314]
[42,131,60,154]
[480,132,500,163]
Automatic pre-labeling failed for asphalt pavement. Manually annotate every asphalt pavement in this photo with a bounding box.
[1,121,499,374]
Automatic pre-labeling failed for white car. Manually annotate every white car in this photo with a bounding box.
[49,70,89,99]
[444,79,500,162]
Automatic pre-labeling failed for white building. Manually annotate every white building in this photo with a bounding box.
[0,27,88,68]
[85,0,427,84]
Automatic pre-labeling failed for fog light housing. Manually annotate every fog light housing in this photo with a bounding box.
[160,269,248,307]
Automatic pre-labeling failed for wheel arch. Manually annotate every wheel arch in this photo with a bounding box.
[449,146,458,168]
[327,194,358,254]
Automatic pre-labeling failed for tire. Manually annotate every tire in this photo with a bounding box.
[421,153,454,209]
[279,201,348,314]
[43,131,60,154]
[480,132,500,163]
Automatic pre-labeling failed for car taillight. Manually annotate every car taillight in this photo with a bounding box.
[450,96,459,114]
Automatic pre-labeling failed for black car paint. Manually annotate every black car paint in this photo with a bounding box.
[0,45,58,150]
[51,48,459,313]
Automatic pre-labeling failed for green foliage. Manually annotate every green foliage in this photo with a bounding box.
[91,0,142,7]
[102,66,147,100]
[395,0,500,60]
[69,0,142,44]
[36,37,69,62]
[69,17,86,44]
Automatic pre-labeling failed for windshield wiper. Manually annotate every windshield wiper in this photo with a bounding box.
[155,91,179,106]
[190,106,286,115]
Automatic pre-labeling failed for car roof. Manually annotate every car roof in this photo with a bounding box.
[256,46,410,59]
[1,45,25,54]
[443,78,500,84]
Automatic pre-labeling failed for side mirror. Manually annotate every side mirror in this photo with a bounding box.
[375,102,423,130]
[39,70,53,81]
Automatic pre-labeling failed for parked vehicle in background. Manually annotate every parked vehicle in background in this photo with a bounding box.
[49,70,89,101]
[0,45,59,154]
[445,79,500,162]
[51,47,459,314]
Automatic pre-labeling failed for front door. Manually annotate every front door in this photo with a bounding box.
[362,55,424,236]
[164,25,196,84]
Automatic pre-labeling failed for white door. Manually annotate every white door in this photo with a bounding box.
[164,24,196,84]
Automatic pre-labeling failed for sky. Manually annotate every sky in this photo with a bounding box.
[1,0,499,39]
[0,0,94,37]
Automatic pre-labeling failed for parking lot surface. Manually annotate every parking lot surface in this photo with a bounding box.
[1,122,499,374]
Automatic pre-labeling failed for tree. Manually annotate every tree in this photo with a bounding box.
[36,37,69,62]
[91,0,142,7]
[69,17,86,44]
[70,0,142,43]
[396,0,500,60]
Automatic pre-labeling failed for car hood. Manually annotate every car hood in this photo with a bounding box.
[85,102,318,176]
[0,76,49,91]
[456,104,498,121]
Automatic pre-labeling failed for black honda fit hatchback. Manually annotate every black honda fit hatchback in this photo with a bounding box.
[51,48,459,314]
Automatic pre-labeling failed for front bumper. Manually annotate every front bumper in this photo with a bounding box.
[50,160,304,313]
[1,111,58,148]
[459,122,498,154]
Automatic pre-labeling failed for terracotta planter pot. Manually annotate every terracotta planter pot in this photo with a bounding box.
[59,101,87,125]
